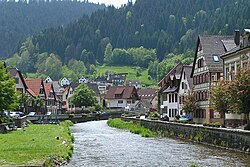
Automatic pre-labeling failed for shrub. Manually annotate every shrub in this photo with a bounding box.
[148,112,160,120]
[244,124,250,130]
[82,113,88,118]
[68,114,74,118]
[135,115,140,119]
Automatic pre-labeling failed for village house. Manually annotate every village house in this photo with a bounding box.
[158,63,183,121]
[191,35,236,123]
[60,77,70,87]
[105,86,139,110]
[24,78,47,114]
[44,76,63,114]
[7,68,28,112]
[178,65,193,115]
[221,29,250,127]
[126,80,141,89]
[136,89,158,112]
[62,85,75,113]
[44,82,57,115]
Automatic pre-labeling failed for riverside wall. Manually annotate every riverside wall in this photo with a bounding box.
[122,117,250,154]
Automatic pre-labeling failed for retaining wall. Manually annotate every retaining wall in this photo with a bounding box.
[122,117,250,154]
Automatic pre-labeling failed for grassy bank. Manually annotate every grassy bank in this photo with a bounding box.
[107,118,156,137]
[0,120,74,166]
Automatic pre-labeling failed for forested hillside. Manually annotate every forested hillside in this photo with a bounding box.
[0,0,105,58]
[5,0,250,83]
[30,0,250,62]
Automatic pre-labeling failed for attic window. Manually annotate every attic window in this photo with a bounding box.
[213,55,219,62]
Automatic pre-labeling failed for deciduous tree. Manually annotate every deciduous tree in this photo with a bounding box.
[0,61,18,114]
[70,84,97,108]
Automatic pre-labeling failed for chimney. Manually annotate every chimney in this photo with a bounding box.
[234,29,240,46]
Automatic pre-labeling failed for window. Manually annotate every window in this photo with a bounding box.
[211,73,217,81]
[118,100,123,104]
[169,94,172,103]
[231,65,235,80]
[15,78,19,84]
[203,74,206,83]
[169,109,172,117]
[213,54,219,62]
[197,58,204,68]
[127,100,131,104]
[183,72,186,79]
[39,88,44,94]
[17,88,23,93]
[175,94,178,102]
[172,94,174,103]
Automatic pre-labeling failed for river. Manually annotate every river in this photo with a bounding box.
[65,120,250,167]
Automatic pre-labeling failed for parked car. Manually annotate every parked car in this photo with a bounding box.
[9,111,20,118]
[160,115,169,121]
[27,112,36,116]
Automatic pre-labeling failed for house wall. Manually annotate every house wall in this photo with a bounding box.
[193,48,224,124]
[161,93,179,121]
[178,70,191,114]
[222,48,250,127]
[15,73,26,94]
[107,99,136,109]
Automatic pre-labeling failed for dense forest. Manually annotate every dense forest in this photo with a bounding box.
[0,0,105,58]
[5,0,250,83]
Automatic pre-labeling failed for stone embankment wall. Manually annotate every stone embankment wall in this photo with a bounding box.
[122,117,250,154]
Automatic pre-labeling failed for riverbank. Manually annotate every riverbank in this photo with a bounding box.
[107,118,156,137]
[0,120,74,166]
[121,117,250,154]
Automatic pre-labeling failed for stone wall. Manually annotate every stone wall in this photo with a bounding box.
[122,117,250,154]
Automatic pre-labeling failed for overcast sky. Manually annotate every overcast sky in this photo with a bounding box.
[88,0,136,8]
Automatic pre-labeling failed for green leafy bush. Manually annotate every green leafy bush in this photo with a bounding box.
[148,112,160,120]
[244,124,250,130]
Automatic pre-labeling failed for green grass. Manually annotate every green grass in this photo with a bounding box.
[107,118,156,137]
[0,120,74,166]
[96,65,157,86]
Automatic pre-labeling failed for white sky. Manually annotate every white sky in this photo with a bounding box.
[88,0,135,8]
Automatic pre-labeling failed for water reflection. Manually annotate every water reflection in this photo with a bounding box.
[65,120,250,167]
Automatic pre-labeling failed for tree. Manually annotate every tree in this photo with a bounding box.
[0,61,18,114]
[181,90,199,115]
[210,80,230,117]
[70,84,97,108]
[228,65,250,123]
[104,43,113,64]
[68,59,87,77]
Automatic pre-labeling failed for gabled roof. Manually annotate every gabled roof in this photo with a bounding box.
[87,83,100,96]
[105,86,138,99]
[136,99,152,109]
[191,35,235,77]
[44,82,55,100]
[7,68,28,89]
[182,65,193,89]
[25,78,44,97]
[158,63,183,86]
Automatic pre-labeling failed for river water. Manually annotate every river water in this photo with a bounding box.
[65,120,250,167]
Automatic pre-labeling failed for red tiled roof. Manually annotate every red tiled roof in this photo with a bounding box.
[25,78,43,97]
[105,86,136,99]
[44,82,52,100]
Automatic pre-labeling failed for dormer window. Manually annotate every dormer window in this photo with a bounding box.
[213,54,219,62]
